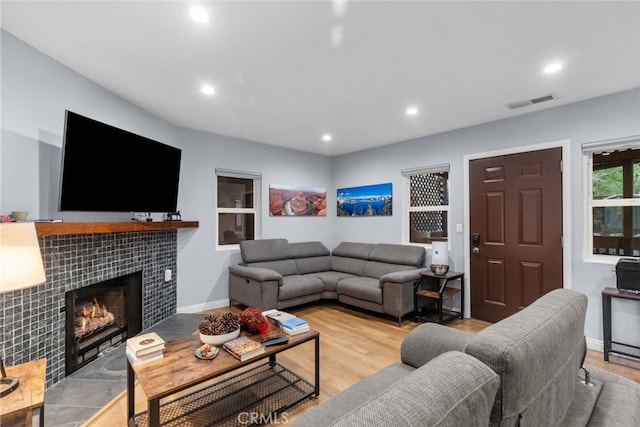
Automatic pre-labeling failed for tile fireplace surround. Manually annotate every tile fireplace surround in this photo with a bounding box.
[0,227,181,388]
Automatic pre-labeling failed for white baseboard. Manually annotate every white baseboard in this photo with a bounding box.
[586,336,604,353]
[177,299,230,314]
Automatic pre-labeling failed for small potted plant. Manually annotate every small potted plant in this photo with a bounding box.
[198,312,241,345]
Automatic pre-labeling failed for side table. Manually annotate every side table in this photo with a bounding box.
[414,271,464,324]
[602,287,640,362]
[0,358,46,427]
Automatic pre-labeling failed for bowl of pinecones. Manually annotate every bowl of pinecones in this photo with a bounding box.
[198,312,241,346]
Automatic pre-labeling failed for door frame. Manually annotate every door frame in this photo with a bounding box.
[462,139,572,318]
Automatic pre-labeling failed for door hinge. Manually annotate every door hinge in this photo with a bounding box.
[560,160,564,172]
[561,236,564,247]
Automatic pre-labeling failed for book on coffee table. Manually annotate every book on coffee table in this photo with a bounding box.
[262,309,297,325]
[222,336,265,361]
[126,346,164,365]
[280,317,310,336]
[127,332,165,357]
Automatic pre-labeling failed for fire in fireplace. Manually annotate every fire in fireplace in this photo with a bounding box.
[65,272,142,375]
[75,297,117,338]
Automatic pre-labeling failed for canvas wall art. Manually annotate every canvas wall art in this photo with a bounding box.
[336,182,392,216]
[269,185,327,216]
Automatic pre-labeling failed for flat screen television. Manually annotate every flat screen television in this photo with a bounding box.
[59,110,182,213]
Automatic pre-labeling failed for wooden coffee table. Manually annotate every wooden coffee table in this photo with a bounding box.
[127,329,319,427]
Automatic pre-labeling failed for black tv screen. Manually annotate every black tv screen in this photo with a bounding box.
[60,110,181,213]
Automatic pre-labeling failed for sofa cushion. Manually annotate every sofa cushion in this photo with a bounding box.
[464,288,588,426]
[332,242,375,259]
[368,243,425,268]
[295,256,330,274]
[291,241,331,274]
[331,256,368,276]
[306,271,357,292]
[240,238,291,263]
[248,260,298,277]
[337,277,382,304]
[575,366,640,426]
[329,352,499,427]
[331,242,372,275]
[561,371,603,427]
[362,261,416,279]
[291,363,415,426]
[400,323,473,369]
[278,275,324,300]
[290,241,330,258]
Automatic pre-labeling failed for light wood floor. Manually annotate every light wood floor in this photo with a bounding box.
[85,303,640,426]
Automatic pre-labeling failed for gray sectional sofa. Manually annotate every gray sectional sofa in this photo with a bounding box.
[292,288,640,426]
[228,239,426,323]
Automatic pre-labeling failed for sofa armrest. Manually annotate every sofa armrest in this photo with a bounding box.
[228,264,283,285]
[401,323,473,368]
[379,268,425,286]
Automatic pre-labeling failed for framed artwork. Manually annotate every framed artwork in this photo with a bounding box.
[336,182,392,216]
[269,185,327,216]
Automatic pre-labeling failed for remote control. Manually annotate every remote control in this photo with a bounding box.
[261,334,289,346]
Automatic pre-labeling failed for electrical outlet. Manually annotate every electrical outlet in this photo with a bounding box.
[456,223,463,233]
[164,269,172,282]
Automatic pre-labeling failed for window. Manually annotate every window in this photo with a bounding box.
[216,169,261,246]
[403,165,450,245]
[586,144,640,257]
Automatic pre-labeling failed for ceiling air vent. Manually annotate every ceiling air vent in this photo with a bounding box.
[508,93,556,109]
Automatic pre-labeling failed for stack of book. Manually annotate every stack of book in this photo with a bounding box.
[262,309,297,326]
[126,332,165,365]
[222,336,265,361]
[280,317,309,336]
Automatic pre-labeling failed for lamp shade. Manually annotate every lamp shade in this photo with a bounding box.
[432,241,449,266]
[0,223,46,293]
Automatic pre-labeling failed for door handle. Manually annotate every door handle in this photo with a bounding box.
[472,233,480,254]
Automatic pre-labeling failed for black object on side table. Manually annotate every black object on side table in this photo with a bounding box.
[414,271,464,324]
[601,287,640,362]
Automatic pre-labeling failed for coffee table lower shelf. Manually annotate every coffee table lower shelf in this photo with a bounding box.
[131,362,315,426]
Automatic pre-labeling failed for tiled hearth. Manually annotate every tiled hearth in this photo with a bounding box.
[0,230,178,388]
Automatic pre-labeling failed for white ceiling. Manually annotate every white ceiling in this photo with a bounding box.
[2,1,640,156]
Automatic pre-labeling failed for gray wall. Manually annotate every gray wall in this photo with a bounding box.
[3,29,640,350]
[173,126,333,309]
[332,87,640,348]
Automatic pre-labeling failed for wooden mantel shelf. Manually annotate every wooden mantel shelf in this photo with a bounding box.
[35,221,199,236]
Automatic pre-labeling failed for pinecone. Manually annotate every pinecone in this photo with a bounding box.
[198,312,240,335]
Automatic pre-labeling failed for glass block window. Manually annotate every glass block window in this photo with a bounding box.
[586,144,640,257]
[404,166,449,245]
[216,170,261,246]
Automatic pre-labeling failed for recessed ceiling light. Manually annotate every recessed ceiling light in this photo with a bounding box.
[190,6,210,23]
[544,63,562,74]
[406,107,418,116]
[322,134,332,142]
[201,85,215,95]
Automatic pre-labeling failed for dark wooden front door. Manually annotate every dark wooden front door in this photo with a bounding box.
[469,148,563,322]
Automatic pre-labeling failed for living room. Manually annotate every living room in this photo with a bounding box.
[1,1,640,425]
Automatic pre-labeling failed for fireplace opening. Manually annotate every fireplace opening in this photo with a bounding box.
[65,271,142,375]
